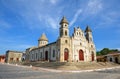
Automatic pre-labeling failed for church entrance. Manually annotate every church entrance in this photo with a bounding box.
[79,50,84,61]
[64,48,69,61]
[45,51,48,60]
[91,52,94,61]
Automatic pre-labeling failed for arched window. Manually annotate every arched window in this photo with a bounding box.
[65,30,67,36]
[41,41,42,44]
[65,24,67,27]
[60,31,62,36]
[65,40,68,43]
[40,52,42,58]
[80,43,82,46]
[32,54,34,60]
[91,45,93,48]
[36,53,37,60]
[79,32,81,35]
[53,50,55,57]
[77,32,78,35]
[64,48,69,52]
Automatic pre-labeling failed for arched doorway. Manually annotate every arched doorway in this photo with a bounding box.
[91,52,94,61]
[64,48,69,61]
[45,51,48,60]
[79,50,84,61]
[115,57,118,63]
[110,58,112,62]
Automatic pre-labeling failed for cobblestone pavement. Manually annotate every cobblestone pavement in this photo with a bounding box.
[0,63,120,79]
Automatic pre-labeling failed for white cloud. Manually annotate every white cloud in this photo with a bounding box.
[35,0,58,4]
[93,11,120,30]
[69,0,103,27]
[0,0,104,30]
[45,16,59,29]
[87,0,103,14]
[50,0,58,4]
[14,0,61,30]
[69,9,82,27]
[37,14,59,30]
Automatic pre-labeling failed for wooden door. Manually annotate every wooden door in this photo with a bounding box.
[92,53,94,61]
[64,52,68,60]
[79,50,84,61]
[45,51,48,60]
[64,48,69,61]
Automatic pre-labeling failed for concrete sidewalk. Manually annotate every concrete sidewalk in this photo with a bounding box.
[30,65,120,73]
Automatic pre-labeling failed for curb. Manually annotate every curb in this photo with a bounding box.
[1,63,120,73]
[40,66,120,73]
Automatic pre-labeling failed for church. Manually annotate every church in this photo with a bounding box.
[27,17,96,62]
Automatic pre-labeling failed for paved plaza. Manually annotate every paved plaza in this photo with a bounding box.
[0,63,120,79]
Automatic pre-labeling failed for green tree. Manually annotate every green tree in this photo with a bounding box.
[109,49,119,52]
[96,51,101,56]
[100,48,110,55]
[96,48,119,56]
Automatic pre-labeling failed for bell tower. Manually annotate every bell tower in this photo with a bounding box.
[85,26,96,61]
[85,26,93,43]
[57,16,72,62]
[59,16,69,37]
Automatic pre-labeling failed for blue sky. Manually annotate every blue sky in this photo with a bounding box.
[0,0,120,54]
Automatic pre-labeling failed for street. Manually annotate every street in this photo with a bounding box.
[0,63,120,79]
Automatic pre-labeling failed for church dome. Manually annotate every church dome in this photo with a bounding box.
[38,33,48,41]
[59,16,69,25]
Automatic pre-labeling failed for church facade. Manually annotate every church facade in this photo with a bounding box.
[27,17,96,62]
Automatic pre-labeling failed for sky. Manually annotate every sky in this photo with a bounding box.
[0,0,120,55]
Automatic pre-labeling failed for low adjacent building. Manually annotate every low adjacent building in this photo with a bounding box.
[97,55,106,62]
[5,50,23,63]
[0,55,5,63]
[97,52,120,64]
[106,52,120,63]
